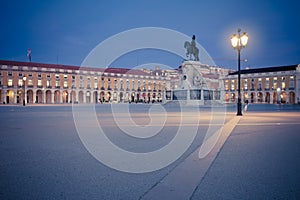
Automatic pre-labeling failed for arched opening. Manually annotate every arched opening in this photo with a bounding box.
[273,92,277,104]
[27,90,34,104]
[265,92,270,103]
[70,91,76,103]
[119,92,124,102]
[54,90,60,103]
[100,91,105,103]
[86,91,91,103]
[46,90,52,104]
[78,91,84,103]
[106,92,111,102]
[36,90,43,103]
[280,92,286,103]
[17,89,23,104]
[6,90,14,104]
[93,91,98,103]
[125,92,129,102]
[113,92,117,102]
[62,90,68,103]
[231,93,235,103]
[250,92,255,103]
[244,93,248,103]
[131,92,135,103]
[158,93,161,102]
[147,93,151,103]
[289,92,295,104]
[257,92,263,103]
[225,93,229,102]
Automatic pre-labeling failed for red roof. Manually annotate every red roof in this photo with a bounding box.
[0,60,150,76]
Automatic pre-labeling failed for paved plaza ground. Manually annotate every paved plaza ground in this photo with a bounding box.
[0,103,299,199]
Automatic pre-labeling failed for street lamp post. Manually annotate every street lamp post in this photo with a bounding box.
[231,29,249,116]
[23,76,27,106]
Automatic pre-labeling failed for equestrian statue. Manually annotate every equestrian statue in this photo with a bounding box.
[184,35,199,61]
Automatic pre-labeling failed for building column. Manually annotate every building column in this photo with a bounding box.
[83,91,86,103]
[270,92,274,104]
[59,90,63,103]
[14,89,18,104]
[162,90,166,104]
[287,92,290,104]
[52,90,55,104]
[42,90,45,103]
[201,89,204,101]
[32,89,36,104]
[76,90,79,103]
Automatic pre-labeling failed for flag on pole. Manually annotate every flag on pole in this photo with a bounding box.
[27,48,31,62]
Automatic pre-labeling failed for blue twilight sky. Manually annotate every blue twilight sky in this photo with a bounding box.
[0,0,299,70]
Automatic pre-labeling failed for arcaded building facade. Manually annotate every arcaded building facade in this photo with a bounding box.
[224,65,300,104]
[0,60,170,104]
[1,60,300,105]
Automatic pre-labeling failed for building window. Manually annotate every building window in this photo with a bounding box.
[273,77,277,89]
[64,81,68,88]
[258,78,262,90]
[8,71,12,76]
[19,73,23,77]
[80,76,83,89]
[251,78,254,90]
[18,79,23,86]
[290,76,294,89]
[38,79,42,87]
[132,80,135,90]
[56,74,60,79]
[108,78,111,90]
[120,79,124,90]
[64,74,68,79]
[38,74,42,78]
[101,77,104,89]
[8,79,13,87]
[46,80,51,88]
[72,76,75,88]
[231,80,235,91]
[148,81,151,91]
[28,79,33,86]
[87,77,91,89]
[281,77,286,90]
[243,79,248,90]
[55,80,60,87]
[126,80,129,90]
[47,74,51,78]
[28,73,33,77]
[225,80,229,91]
[94,77,98,89]
[137,80,140,89]
[265,78,270,90]
[114,79,117,90]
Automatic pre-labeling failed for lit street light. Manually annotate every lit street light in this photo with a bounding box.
[23,76,27,106]
[231,28,249,116]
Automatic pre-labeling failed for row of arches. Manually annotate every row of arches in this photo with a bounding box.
[225,91,296,104]
[0,89,163,104]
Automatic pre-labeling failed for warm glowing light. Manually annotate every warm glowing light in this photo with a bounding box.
[231,34,238,48]
[241,32,249,47]
[277,88,281,93]
[22,76,27,81]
